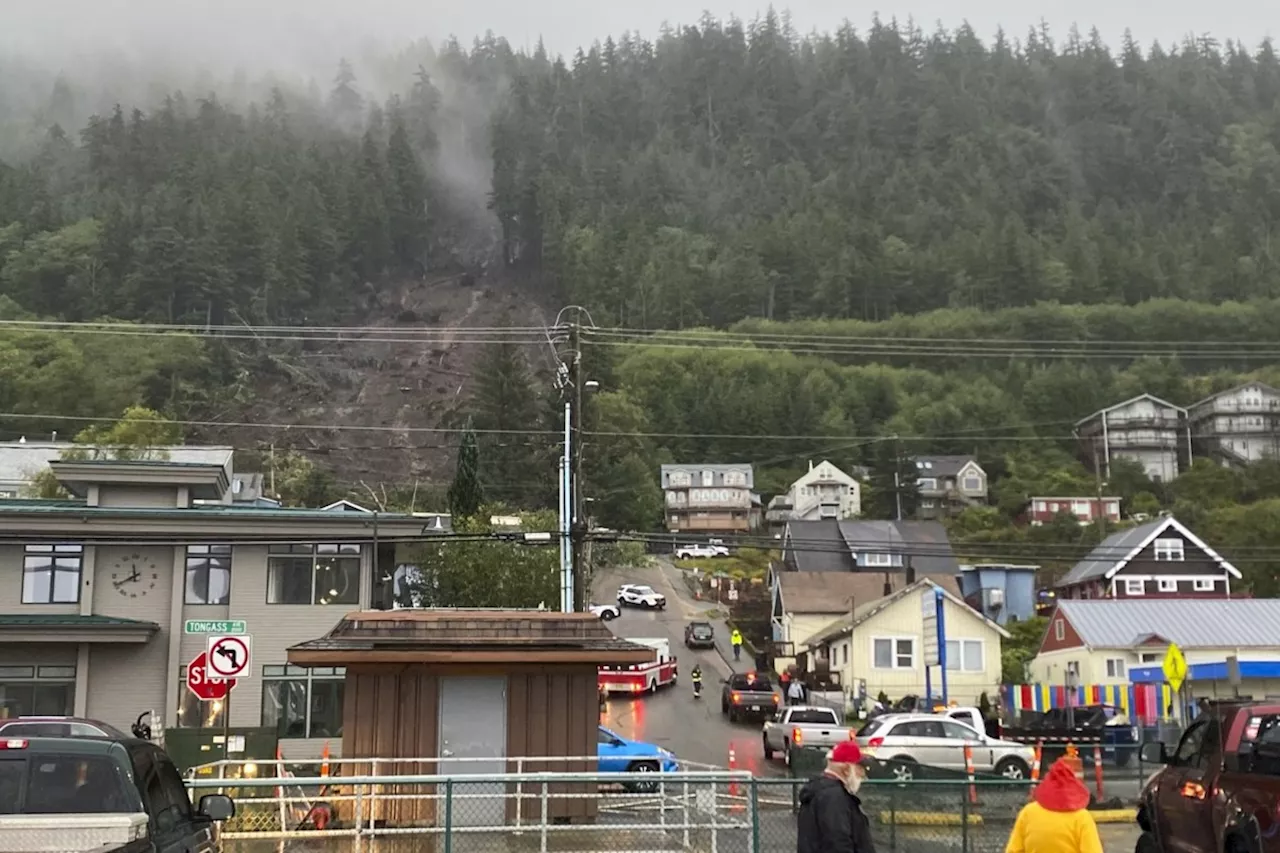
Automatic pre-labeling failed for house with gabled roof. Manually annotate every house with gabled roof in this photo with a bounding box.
[1075,393,1190,482]
[1054,515,1240,600]
[1030,599,1280,694]
[1188,380,1280,466]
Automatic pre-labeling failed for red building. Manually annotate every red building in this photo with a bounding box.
[1026,496,1122,526]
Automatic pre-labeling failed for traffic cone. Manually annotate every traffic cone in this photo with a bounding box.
[320,742,331,778]
[1027,741,1043,800]
[963,744,977,804]
[1092,744,1105,801]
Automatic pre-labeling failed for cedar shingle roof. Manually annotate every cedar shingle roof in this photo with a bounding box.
[288,609,655,665]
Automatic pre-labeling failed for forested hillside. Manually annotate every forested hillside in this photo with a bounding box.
[3,15,1280,586]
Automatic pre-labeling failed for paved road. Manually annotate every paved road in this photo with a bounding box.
[593,561,788,779]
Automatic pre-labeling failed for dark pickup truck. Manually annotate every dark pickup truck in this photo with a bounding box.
[1002,704,1140,766]
[0,735,235,853]
[1137,701,1280,853]
[722,671,780,723]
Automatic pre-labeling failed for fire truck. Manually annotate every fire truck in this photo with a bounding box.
[598,637,679,695]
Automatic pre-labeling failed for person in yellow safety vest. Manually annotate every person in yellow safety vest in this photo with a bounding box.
[730,628,743,662]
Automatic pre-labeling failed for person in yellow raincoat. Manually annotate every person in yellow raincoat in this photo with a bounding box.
[1005,759,1103,853]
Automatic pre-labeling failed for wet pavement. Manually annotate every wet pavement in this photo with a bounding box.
[592,561,787,779]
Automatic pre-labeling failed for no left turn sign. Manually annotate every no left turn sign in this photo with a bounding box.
[206,634,252,679]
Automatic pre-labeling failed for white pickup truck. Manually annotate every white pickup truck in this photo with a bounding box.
[761,705,853,764]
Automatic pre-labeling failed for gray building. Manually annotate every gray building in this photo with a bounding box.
[0,456,447,756]
[912,455,988,519]
[1075,393,1190,482]
[660,463,759,534]
[1188,381,1280,466]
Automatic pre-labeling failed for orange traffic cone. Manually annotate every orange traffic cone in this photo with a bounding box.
[320,742,331,778]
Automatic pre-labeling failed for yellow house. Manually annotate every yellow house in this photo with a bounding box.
[800,578,1008,707]
[1029,599,1280,700]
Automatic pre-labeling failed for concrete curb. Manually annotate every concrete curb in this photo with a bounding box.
[878,812,983,826]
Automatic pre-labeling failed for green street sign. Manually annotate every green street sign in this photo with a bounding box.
[184,620,247,635]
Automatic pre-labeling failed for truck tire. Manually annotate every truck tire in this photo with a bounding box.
[762,734,774,760]
[994,757,1030,780]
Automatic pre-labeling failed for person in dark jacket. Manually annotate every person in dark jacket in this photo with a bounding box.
[797,740,876,853]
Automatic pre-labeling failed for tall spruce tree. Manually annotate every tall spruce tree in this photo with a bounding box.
[448,419,484,520]
[470,332,546,507]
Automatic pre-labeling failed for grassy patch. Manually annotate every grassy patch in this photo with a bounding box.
[674,548,776,580]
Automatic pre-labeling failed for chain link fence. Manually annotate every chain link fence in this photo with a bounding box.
[192,770,1042,853]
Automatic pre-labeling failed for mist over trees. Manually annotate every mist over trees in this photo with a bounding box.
[4,15,1280,588]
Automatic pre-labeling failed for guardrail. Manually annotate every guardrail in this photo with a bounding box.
[188,770,1037,853]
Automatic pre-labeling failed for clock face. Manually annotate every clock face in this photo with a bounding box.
[111,552,159,599]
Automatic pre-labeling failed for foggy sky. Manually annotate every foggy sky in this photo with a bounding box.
[3,0,1276,74]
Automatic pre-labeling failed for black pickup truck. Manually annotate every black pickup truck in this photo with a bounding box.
[0,735,234,853]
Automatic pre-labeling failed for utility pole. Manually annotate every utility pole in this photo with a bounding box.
[569,321,586,612]
[1093,445,1108,537]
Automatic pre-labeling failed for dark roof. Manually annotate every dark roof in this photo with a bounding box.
[783,520,853,572]
[0,614,158,628]
[912,455,981,478]
[776,571,962,615]
[838,520,960,575]
[1056,515,1239,586]
[289,609,656,666]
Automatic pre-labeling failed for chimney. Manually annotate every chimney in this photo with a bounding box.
[906,559,916,585]
[809,460,814,471]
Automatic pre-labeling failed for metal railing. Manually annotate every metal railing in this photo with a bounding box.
[188,768,1038,853]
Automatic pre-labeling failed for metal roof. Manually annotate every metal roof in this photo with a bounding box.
[1057,520,1161,585]
[1059,599,1280,648]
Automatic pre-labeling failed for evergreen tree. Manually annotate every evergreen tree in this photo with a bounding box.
[469,333,545,507]
[385,98,430,269]
[865,440,920,521]
[448,419,484,520]
[328,59,363,127]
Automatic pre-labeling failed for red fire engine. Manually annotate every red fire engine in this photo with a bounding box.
[598,637,678,695]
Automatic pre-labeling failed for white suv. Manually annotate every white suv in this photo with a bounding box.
[674,544,729,559]
[617,584,667,609]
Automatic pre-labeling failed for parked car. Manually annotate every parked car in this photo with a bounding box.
[589,603,621,621]
[0,735,235,853]
[0,716,128,739]
[674,544,729,559]
[597,725,679,792]
[617,584,666,609]
[763,705,854,764]
[684,621,716,649]
[721,671,779,723]
[855,713,1036,781]
[1136,700,1280,853]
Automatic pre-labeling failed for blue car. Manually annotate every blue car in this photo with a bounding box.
[597,725,679,791]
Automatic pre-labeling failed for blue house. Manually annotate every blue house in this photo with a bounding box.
[957,563,1039,625]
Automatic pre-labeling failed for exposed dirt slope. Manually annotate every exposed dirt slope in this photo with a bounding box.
[198,265,560,493]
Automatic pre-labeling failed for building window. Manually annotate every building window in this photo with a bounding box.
[1157,578,1177,593]
[267,544,361,605]
[725,471,746,487]
[1154,538,1185,561]
[701,470,714,487]
[669,471,690,487]
[920,499,936,509]
[873,637,915,669]
[945,639,984,672]
[1054,620,1065,641]
[185,545,232,605]
[1193,578,1215,592]
[1140,652,1160,663]
[842,644,849,666]
[963,475,983,491]
[261,665,346,738]
[1124,578,1146,596]
[863,552,894,567]
[1034,501,1046,512]
[918,478,937,490]
[21,544,83,604]
[1072,501,1091,515]
[1105,658,1126,678]
[0,665,76,717]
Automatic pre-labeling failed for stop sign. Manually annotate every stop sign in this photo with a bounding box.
[187,651,236,701]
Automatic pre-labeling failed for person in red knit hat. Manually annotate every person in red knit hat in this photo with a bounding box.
[797,740,876,853]
[1005,759,1103,853]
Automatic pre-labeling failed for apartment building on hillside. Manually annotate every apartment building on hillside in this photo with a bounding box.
[1075,394,1190,482]
[661,464,759,534]
[1188,381,1280,466]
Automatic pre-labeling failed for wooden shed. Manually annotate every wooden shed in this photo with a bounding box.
[287,609,653,828]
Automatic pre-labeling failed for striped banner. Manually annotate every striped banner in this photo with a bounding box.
[1001,682,1174,724]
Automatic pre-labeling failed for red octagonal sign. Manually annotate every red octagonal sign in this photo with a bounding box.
[187,651,236,701]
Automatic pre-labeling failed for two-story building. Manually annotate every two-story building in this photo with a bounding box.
[765,460,861,530]
[1075,393,1191,482]
[1026,496,1122,526]
[956,563,1039,625]
[661,464,758,534]
[1029,599,1280,698]
[913,456,987,519]
[0,457,447,756]
[779,519,959,576]
[1188,381,1280,466]
[1053,515,1241,600]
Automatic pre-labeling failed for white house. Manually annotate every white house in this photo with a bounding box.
[798,578,1007,707]
[772,460,862,522]
[1188,381,1280,465]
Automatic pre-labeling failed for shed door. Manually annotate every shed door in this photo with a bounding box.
[438,676,507,827]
